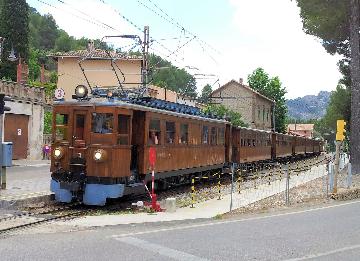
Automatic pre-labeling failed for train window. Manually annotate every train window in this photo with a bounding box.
[92,113,114,134]
[166,122,175,144]
[210,127,217,145]
[180,124,188,144]
[202,126,209,144]
[149,119,161,145]
[118,114,130,145]
[55,113,69,140]
[218,128,225,145]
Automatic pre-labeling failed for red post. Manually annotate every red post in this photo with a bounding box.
[148,147,161,211]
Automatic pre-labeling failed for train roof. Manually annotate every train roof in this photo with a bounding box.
[54,97,229,124]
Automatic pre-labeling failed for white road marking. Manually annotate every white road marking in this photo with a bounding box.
[284,244,360,260]
[115,236,209,261]
[111,200,360,238]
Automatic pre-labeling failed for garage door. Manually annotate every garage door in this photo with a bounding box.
[4,114,29,159]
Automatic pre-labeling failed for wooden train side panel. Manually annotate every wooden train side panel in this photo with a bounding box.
[138,111,226,175]
[141,145,225,174]
[225,124,232,163]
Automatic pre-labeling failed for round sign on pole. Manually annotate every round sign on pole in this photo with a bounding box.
[54,88,65,100]
[149,147,156,167]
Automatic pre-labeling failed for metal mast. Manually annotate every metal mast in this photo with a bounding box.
[142,26,150,95]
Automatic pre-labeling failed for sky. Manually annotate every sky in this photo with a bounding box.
[27,0,342,99]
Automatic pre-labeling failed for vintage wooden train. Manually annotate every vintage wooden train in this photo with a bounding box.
[50,85,324,205]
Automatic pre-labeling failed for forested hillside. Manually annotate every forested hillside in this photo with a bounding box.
[286,91,331,120]
[0,4,197,97]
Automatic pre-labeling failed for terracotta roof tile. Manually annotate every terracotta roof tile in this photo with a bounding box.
[48,49,142,60]
[210,79,274,103]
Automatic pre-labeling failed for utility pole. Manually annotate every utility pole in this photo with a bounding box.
[333,120,346,194]
[141,26,150,94]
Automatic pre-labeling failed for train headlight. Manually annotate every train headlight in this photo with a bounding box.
[74,85,88,99]
[53,147,64,160]
[93,149,107,162]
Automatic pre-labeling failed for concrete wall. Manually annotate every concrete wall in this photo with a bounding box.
[0,80,46,160]
[4,101,44,160]
[56,57,142,100]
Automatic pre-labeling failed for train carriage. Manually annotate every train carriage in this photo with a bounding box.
[273,133,293,159]
[294,136,307,155]
[231,127,272,164]
[50,95,228,205]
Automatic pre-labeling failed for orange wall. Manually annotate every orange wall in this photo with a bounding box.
[56,57,142,100]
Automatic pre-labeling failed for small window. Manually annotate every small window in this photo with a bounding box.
[258,106,261,120]
[180,124,188,144]
[92,113,114,134]
[118,114,130,145]
[56,114,68,126]
[253,139,256,147]
[202,126,209,144]
[149,119,161,145]
[247,139,251,146]
[55,113,69,141]
[263,107,265,122]
[211,127,217,145]
[166,122,175,144]
[218,128,225,145]
[266,110,269,122]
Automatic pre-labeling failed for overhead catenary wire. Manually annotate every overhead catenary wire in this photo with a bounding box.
[35,0,115,32]
[55,0,120,33]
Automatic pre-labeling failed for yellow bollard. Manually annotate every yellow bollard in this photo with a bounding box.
[190,178,195,208]
[254,168,257,189]
[217,172,221,200]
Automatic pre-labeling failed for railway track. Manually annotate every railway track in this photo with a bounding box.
[0,155,331,237]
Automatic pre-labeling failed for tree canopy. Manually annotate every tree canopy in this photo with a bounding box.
[199,84,213,104]
[247,68,287,133]
[149,53,197,98]
[203,104,247,127]
[0,0,29,80]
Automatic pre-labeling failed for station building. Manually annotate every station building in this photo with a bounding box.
[210,79,274,130]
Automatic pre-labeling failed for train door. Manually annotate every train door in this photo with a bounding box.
[73,110,87,147]
[131,110,146,175]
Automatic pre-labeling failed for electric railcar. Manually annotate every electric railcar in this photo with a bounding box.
[50,85,323,205]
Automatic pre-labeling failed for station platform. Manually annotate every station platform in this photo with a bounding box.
[0,160,52,209]
[62,164,327,228]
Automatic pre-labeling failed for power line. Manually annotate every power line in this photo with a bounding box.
[55,0,120,33]
[35,0,114,31]
[143,0,221,55]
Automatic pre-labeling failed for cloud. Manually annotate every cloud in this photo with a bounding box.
[222,0,342,98]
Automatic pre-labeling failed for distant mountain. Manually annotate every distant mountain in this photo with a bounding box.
[286,91,331,120]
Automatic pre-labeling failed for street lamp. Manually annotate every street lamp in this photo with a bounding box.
[8,46,17,62]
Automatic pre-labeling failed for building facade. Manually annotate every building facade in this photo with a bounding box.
[210,79,274,130]
[0,80,47,160]
[287,124,314,138]
[49,48,142,100]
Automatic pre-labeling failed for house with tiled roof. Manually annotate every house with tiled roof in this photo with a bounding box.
[210,79,274,130]
[49,42,143,100]
[287,124,314,138]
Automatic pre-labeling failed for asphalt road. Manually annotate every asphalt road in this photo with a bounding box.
[1,199,360,260]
